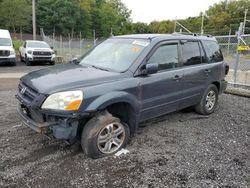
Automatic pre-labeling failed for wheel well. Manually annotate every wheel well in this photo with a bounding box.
[212,81,220,92]
[106,102,137,135]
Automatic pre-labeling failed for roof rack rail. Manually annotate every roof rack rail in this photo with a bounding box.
[173,32,212,37]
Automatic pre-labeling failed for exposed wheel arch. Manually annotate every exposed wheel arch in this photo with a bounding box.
[211,81,220,92]
[106,102,138,135]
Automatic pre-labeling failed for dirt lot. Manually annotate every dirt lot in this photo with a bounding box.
[0,65,249,187]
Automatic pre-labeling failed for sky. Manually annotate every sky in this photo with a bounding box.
[121,0,222,23]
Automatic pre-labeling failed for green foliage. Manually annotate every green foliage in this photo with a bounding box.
[36,0,86,36]
[12,39,23,51]
[132,0,250,36]
[1,0,250,37]
[0,0,31,32]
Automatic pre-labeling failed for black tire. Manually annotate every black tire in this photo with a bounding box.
[25,54,31,66]
[81,110,130,159]
[49,61,55,65]
[195,84,219,115]
[20,53,24,62]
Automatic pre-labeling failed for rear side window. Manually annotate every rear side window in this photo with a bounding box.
[203,40,223,63]
[181,41,203,66]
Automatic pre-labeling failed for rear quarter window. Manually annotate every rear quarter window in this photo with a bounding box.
[203,40,223,63]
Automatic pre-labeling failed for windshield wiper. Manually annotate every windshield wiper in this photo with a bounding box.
[90,65,110,72]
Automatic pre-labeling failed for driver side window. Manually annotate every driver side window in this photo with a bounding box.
[147,43,179,71]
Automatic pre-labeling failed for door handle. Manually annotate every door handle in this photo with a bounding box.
[173,75,183,80]
[204,69,211,73]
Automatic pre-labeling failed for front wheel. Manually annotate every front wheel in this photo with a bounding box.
[195,84,219,115]
[25,54,31,66]
[81,110,130,159]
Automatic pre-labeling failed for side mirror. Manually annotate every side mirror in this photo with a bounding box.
[69,57,79,64]
[50,46,54,50]
[143,64,158,75]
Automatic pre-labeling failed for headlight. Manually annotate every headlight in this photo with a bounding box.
[10,50,15,55]
[41,91,83,111]
[27,51,32,54]
[51,51,55,55]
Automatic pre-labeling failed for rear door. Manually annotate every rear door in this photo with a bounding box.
[139,41,184,121]
[179,40,211,109]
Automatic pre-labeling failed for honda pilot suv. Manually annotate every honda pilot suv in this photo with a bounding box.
[16,33,228,158]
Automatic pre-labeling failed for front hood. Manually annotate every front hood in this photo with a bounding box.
[21,64,122,94]
[0,46,14,51]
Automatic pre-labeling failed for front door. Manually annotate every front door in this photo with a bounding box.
[139,41,184,121]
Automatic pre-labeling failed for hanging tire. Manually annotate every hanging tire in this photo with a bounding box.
[195,84,219,115]
[81,110,130,159]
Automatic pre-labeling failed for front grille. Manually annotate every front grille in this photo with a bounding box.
[0,50,10,57]
[33,57,52,61]
[17,82,46,123]
[33,51,51,56]
[17,81,39,105]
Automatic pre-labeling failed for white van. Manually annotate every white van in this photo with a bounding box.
[0,29,16,66]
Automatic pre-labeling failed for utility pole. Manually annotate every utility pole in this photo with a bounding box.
[243,9,248,34]
[93,30,96,46]
[201,13,204,35]
[32,0,36,40]
[110,27,113,36]
[227,28,231,56]
[174,17,177,33]
[233,22,243,84]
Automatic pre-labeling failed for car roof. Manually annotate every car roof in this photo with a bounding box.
[113,33,217,42]
[0,29,11,38]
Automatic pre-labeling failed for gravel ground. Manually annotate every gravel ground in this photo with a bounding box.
[0,78,249,188]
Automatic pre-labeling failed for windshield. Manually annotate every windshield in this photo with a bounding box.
[27,41,50,48]
[79,38,150,72]
[0,38,11,46]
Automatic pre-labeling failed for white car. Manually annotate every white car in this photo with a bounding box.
[19,40,56,66]
[0,29,16,66]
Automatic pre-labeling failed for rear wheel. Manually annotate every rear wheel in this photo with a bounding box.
[20,53,24,62]
[81,110,130,159]
[195,84,218,115]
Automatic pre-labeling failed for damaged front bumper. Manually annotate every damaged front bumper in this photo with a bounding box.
[17,105,52,134]
[17,105,90,140]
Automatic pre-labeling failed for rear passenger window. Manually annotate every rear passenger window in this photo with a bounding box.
[181,41,203,66]
[203,40,223,63]
[147,44,179,71]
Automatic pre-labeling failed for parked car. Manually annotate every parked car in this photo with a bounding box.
[0,29,16,66]
[19,40,56,66]
[16,33,229,159]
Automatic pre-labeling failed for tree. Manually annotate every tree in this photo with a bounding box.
[37,0,86,36]
[0,0,31,33]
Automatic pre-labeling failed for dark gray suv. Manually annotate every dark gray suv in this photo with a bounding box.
[16,33,228,158]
